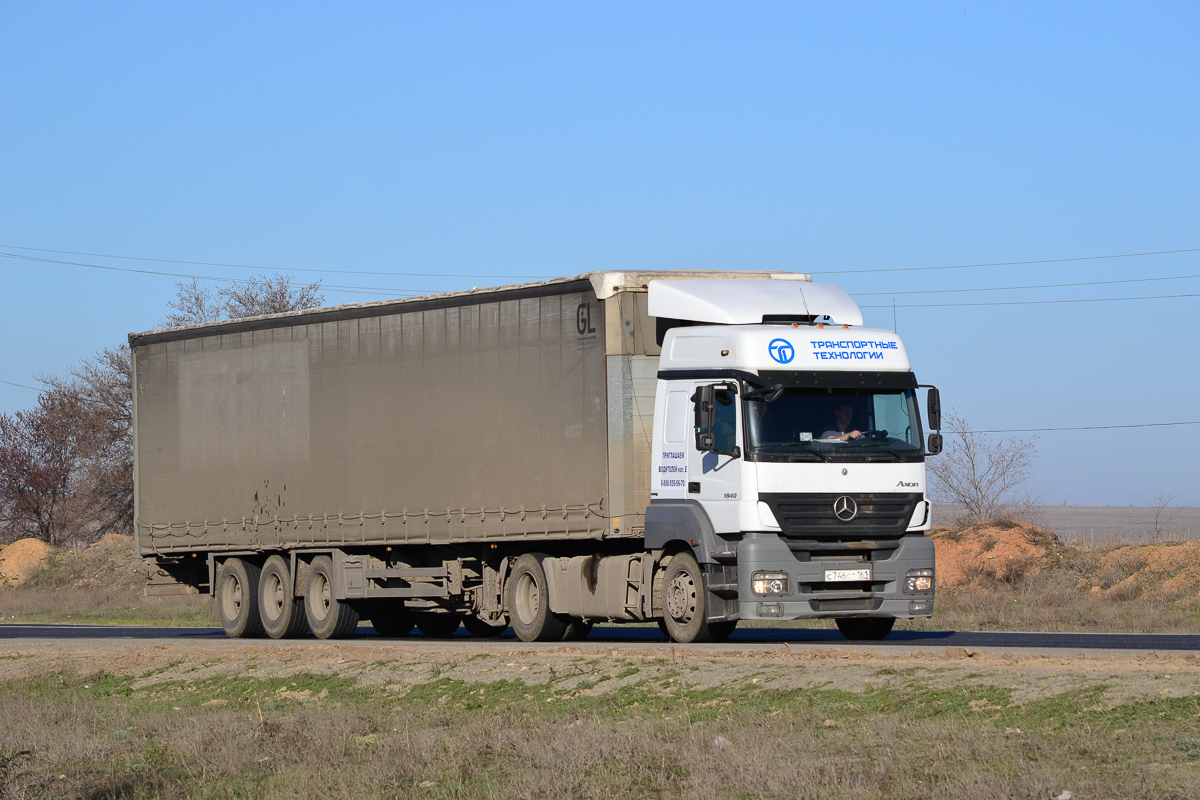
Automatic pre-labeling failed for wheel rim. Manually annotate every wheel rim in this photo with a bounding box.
[666,569,698,624]
[513,572,539,626]
[263,572,285,623]
[220,573,243,623]
[311,573,331,622]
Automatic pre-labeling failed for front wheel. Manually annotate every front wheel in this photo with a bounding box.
[836,617,895,641]
[660,551,718,644]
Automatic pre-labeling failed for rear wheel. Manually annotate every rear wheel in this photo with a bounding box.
[304,556,359,639]
[463,615,507,638]
[661,551,716,644]
[367,602,414,637]
[216,558,264,639]
[258,555,307,639]
[506,553,567,642]
[836,617,895,641]
[415,612,462,638]
[561,619,594,641]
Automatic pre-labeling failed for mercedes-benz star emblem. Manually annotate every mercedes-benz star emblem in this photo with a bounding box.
[833,495,858,522]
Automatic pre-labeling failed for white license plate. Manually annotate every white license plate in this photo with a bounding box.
[824,568,872,582]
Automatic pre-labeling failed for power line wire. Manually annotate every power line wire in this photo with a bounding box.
[861,291,1200,309]
[821,246,1200,276]
[0,378,40,391]
[0,242,545,280]
[974,420,1200,433]
[854,272,1200,297]
[0,251,426,297]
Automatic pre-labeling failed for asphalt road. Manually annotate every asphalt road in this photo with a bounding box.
[2,623,1197,652]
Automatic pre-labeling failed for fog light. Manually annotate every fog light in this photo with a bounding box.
[905,568,934,594]
[757,603,784,617]
[909,600,932,614]
[752,571,789,596]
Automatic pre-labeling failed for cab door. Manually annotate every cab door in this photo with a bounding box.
[688,383,742,534]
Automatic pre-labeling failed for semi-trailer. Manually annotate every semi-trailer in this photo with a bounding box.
[132,270,941,643]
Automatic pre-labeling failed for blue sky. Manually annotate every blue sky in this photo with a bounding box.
[1,2,1196,505]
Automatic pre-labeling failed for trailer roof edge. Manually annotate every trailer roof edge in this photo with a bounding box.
[127,270,811,347]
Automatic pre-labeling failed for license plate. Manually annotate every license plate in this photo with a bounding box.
[825,568,872,582]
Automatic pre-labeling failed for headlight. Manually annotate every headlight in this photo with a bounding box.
[905,568,934,594]
[752,571,789,596]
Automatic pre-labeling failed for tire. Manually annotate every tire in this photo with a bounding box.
[258,555,307,639]
[506,553,568,642]
[657,619,672,639]
[836,617,895,641]
[708,620,738,642]
[304,555,359,639]
[415,613,462,638]
[367,602,414,637]
[660,551,716,644]
[216,558,264,639]
[463,615,507,638]
[561,619,594,641]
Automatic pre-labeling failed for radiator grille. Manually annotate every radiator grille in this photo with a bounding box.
[760,493,922,538]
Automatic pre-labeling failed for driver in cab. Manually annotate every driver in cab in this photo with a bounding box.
[821,404,862,442]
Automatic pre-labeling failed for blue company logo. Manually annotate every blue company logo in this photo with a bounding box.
[768,338,795,364]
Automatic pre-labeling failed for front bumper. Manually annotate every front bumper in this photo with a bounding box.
[736,532,935,620]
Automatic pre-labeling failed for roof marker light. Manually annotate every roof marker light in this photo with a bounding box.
[818,323,825,328]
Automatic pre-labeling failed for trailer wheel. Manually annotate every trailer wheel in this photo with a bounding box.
[366,602,414,637]
[561,619,593,641]
[304,556,359,639]
[835,617,895,641]
[463,615,506,638]
[216,558,264,639]
[661,551,716,644]
[258,556,307,639]
[415,613,462,638]
[506,553,567,642]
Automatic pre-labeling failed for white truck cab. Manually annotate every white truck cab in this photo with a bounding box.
[644,278,940,641]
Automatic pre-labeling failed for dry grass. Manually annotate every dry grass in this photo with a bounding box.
[1,666,1198,799]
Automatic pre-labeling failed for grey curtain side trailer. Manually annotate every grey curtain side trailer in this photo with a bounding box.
[132,270,836,642]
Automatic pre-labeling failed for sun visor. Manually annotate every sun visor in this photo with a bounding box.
[647,279,864,326]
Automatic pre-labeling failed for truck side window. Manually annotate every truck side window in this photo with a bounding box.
[713,389,736,454]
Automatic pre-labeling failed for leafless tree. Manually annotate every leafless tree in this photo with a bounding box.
[163,274,324,327]
[0,273,325,546]
[927,411,1038,524]
[1145,492,1183,541]
[40,345,134,539]
[163,279,225,327]
[0,389,89,546]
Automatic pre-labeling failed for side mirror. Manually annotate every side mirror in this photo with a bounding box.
[926,386,941,431]
[692,385,715,452]
[926,433,943,456]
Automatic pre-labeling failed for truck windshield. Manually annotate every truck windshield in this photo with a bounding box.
[744,387,923,461]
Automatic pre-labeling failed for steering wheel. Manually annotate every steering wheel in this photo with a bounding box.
[858,429,889,441]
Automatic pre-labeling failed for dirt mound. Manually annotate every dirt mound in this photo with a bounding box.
[21,534,145,593]
[929,519,1057,589]
[1079,541,1200,602]
[0,538,55,588]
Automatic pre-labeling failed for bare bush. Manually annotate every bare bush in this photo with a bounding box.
[164,273,324,327]
[927,412,1037,524]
